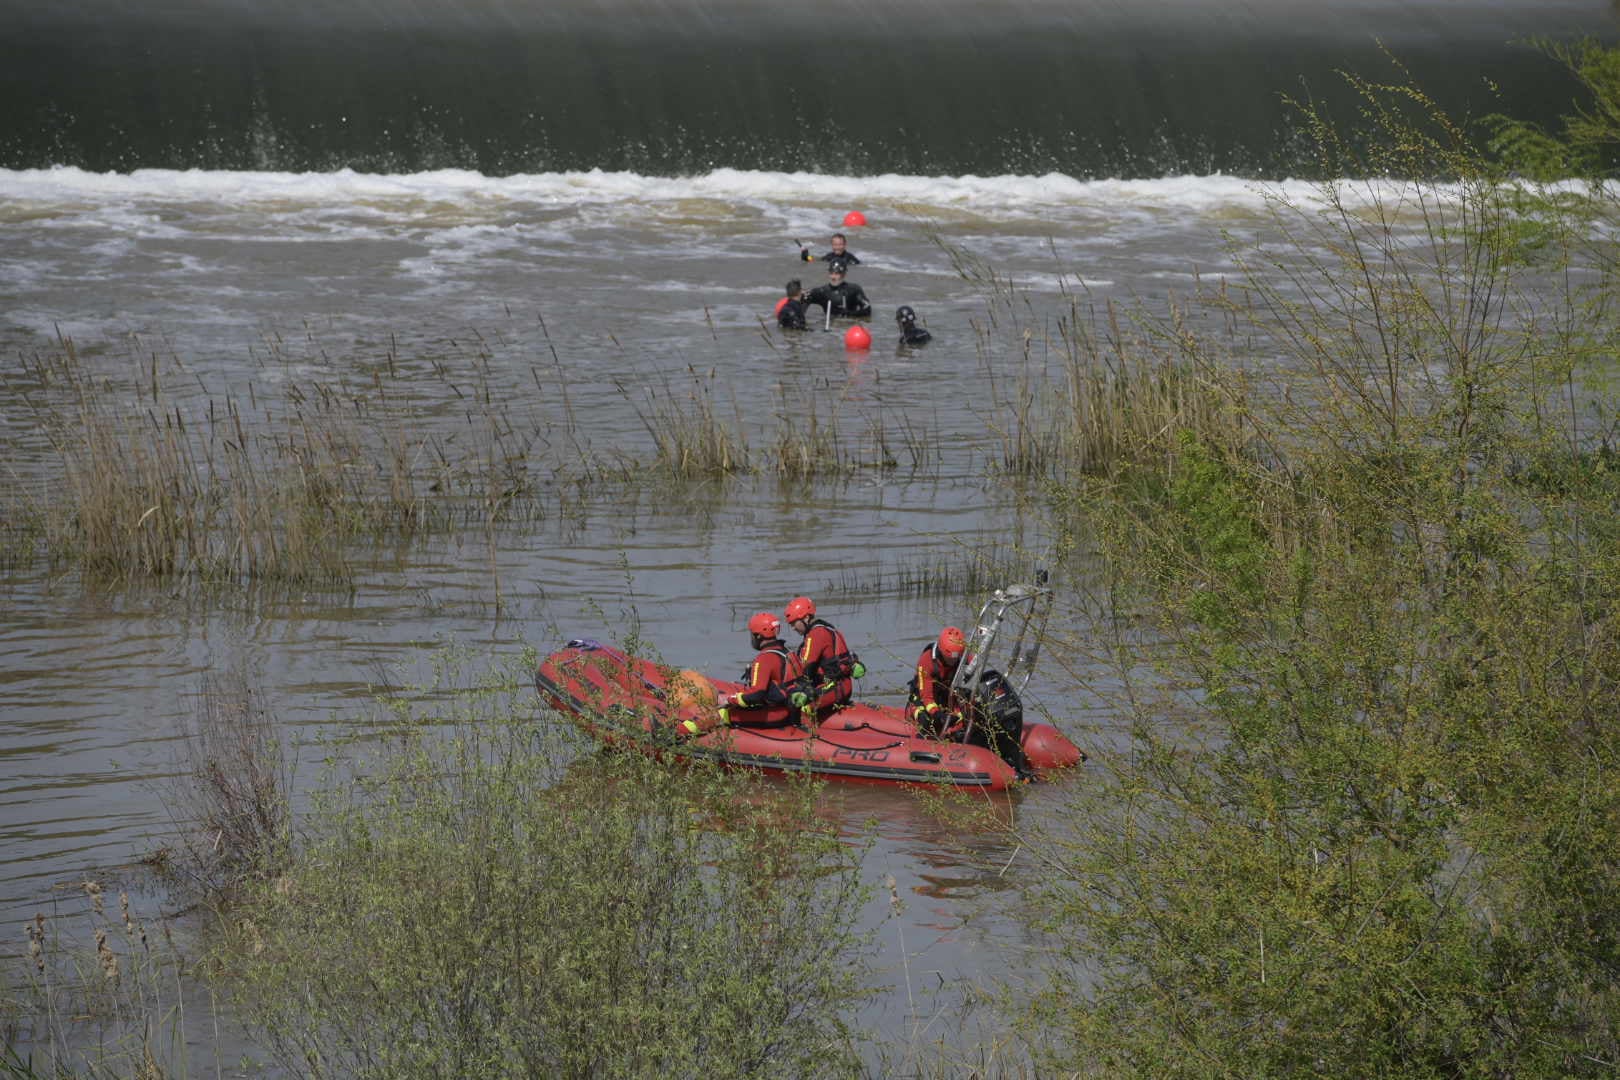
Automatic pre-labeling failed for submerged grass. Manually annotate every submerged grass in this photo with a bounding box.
[821,538,1048,606]
[956,253,1253,484]
[10,335,575,586]
[619,367,940,481]
[211,650,875,1079]
[3,884,195,1079]
[620,367,753,478]
[4,330,950,587]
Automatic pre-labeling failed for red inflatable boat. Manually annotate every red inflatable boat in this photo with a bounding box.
[534,639,1085,791]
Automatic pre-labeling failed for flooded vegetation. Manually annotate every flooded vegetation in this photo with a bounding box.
[9,36,1620,1080]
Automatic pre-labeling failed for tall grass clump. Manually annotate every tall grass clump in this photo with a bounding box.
[770,384,853,480]
[212,654,873,1079]
[1009,56,1620,1077]
[1056,297,1253,477]
[621,368,752,478]
[5,884,195,1078]
[952,248,1252,482]
[620,368,937,481]
[160,672,294,899]
[10,334,563,585]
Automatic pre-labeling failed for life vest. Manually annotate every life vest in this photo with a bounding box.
[737,643,807,708]
[801,619,860,685]
[906,642,957,714]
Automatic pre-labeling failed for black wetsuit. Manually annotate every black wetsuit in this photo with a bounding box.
[778,298,810,330]
[801,248,861,265]
[899,324,932,346]
[805,281,872,318]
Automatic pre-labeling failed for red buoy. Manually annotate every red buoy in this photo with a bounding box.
[842,210,867,227]
[844,324,871,350]
[774,296,789,316]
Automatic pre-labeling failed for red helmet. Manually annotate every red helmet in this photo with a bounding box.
[937,626,967,660]
[785,596,816,622]
[747,611,781,638]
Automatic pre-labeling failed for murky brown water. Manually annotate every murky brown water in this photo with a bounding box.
[0,168,1448,1065]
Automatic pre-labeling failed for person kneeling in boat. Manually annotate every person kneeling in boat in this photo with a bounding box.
[716,611,810,728]
[908,626,1036,782]
[908,626,969,739]
[785,595,865,720]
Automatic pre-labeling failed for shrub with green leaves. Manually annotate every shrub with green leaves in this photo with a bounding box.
[215,716,873,1079]
[1020,54,1620,1078]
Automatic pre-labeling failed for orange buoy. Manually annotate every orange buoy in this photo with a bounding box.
[842,210,867,227]
[844,324,871,350]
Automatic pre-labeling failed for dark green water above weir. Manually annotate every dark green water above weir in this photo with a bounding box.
[4,0,1619,177]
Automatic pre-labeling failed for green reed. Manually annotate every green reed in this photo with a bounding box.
[9,335,567,585]
[621,367,939,481]
[955,254,1251,484]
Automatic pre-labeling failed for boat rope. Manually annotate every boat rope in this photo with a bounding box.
[733,727,813,743]
[730,725,903,752]
[817,736,905,751]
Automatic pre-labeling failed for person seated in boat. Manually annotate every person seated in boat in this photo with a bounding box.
[718,611,810,727]
[907,626,968,739]
[895,305,931,346]
[908,626,1036,782]
[777,279,811,331]
[784,596,865,719]
[804,261,872,319]
[798,232,861,266]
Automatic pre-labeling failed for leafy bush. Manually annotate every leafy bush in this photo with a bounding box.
[215,711,873,1080]
[1020,55,1620,1078]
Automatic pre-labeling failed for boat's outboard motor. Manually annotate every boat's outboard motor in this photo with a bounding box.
[964,670,1035,780]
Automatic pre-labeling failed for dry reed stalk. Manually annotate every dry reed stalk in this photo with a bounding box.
[28,914,45,973]
[621,371,753,478]
[95,928,119,986]
[13,334,582,583]
[1057,301,1251,476]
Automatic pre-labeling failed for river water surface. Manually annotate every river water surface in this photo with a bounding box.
[3,0,1619,1069]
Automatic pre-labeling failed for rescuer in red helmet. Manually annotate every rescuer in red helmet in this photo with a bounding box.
[907,626,968,739]
[784,596,865,718]
[718,611,809,726]
[907,624,1037,781]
